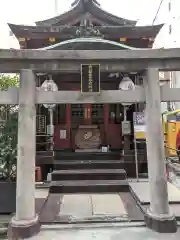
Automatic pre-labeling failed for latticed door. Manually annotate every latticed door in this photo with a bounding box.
[91,104,104,124]
[71,104,104,125]
[71,104,92,125]
[71,104,84,126]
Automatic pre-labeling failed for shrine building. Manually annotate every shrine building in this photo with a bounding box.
[8,0,163,180]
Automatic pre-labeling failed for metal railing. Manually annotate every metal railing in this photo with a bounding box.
[164,146,180,187]
[132,140,180,182]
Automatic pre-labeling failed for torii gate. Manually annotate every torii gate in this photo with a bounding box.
[1,48,180,238]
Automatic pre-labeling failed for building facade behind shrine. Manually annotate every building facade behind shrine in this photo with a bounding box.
[8,0,163,179]
[153,0,180,110]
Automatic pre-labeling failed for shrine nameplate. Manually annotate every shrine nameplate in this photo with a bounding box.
[81,64,100,93]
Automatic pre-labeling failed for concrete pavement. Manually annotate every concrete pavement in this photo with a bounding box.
[28,226,180,240]
[59,194,128,221]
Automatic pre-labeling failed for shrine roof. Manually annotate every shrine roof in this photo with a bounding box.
[35,0,137,26]
[8,23,163,39]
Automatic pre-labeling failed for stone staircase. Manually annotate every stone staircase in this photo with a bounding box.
[49,151,129,194]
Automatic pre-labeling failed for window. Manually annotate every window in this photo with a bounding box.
[169,25,172,34]
[168,1,171,12]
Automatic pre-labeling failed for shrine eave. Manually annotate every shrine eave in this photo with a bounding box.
[8,23,163,40]
[35,0,136,26]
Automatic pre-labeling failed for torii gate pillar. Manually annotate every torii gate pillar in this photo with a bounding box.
[8,69,40,239]
[144,68,177,233]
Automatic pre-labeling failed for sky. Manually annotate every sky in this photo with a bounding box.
[0,0,162,48]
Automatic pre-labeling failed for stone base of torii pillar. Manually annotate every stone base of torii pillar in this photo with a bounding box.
[8,216,40,239]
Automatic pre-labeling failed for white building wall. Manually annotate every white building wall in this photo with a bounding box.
[153,0,180,110]
[153,0,180,48]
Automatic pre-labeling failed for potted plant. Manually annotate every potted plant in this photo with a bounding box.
[0,107,18,213]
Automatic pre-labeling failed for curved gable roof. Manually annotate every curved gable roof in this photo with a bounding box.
[72,0,100,7]
[36,0,136,26]
[38,37,143,50]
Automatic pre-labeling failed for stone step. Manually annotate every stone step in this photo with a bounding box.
[49,180,129,194]
[51,169,127,181]
[36,151,53,156]
[53,160,124,170]
[54,151,121,161]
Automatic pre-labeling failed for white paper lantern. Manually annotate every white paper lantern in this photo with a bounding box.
[119,75,135,106]
[41,76,58,109]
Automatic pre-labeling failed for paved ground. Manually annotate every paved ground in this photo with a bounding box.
[31,179,180,239]
[3,180,180,239]
[130,181,180,204]
[39,192,143,223]
[35,188,49,199]
[129,180,180,220]
[60,194,128,220]
[28,226,180,240]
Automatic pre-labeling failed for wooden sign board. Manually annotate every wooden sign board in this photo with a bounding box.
[81,64,100,93]
[60,129,67,139]
[36,115,46,134]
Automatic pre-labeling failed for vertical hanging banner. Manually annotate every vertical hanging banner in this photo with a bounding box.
[81,64,100,93]
[133,112,146,139]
